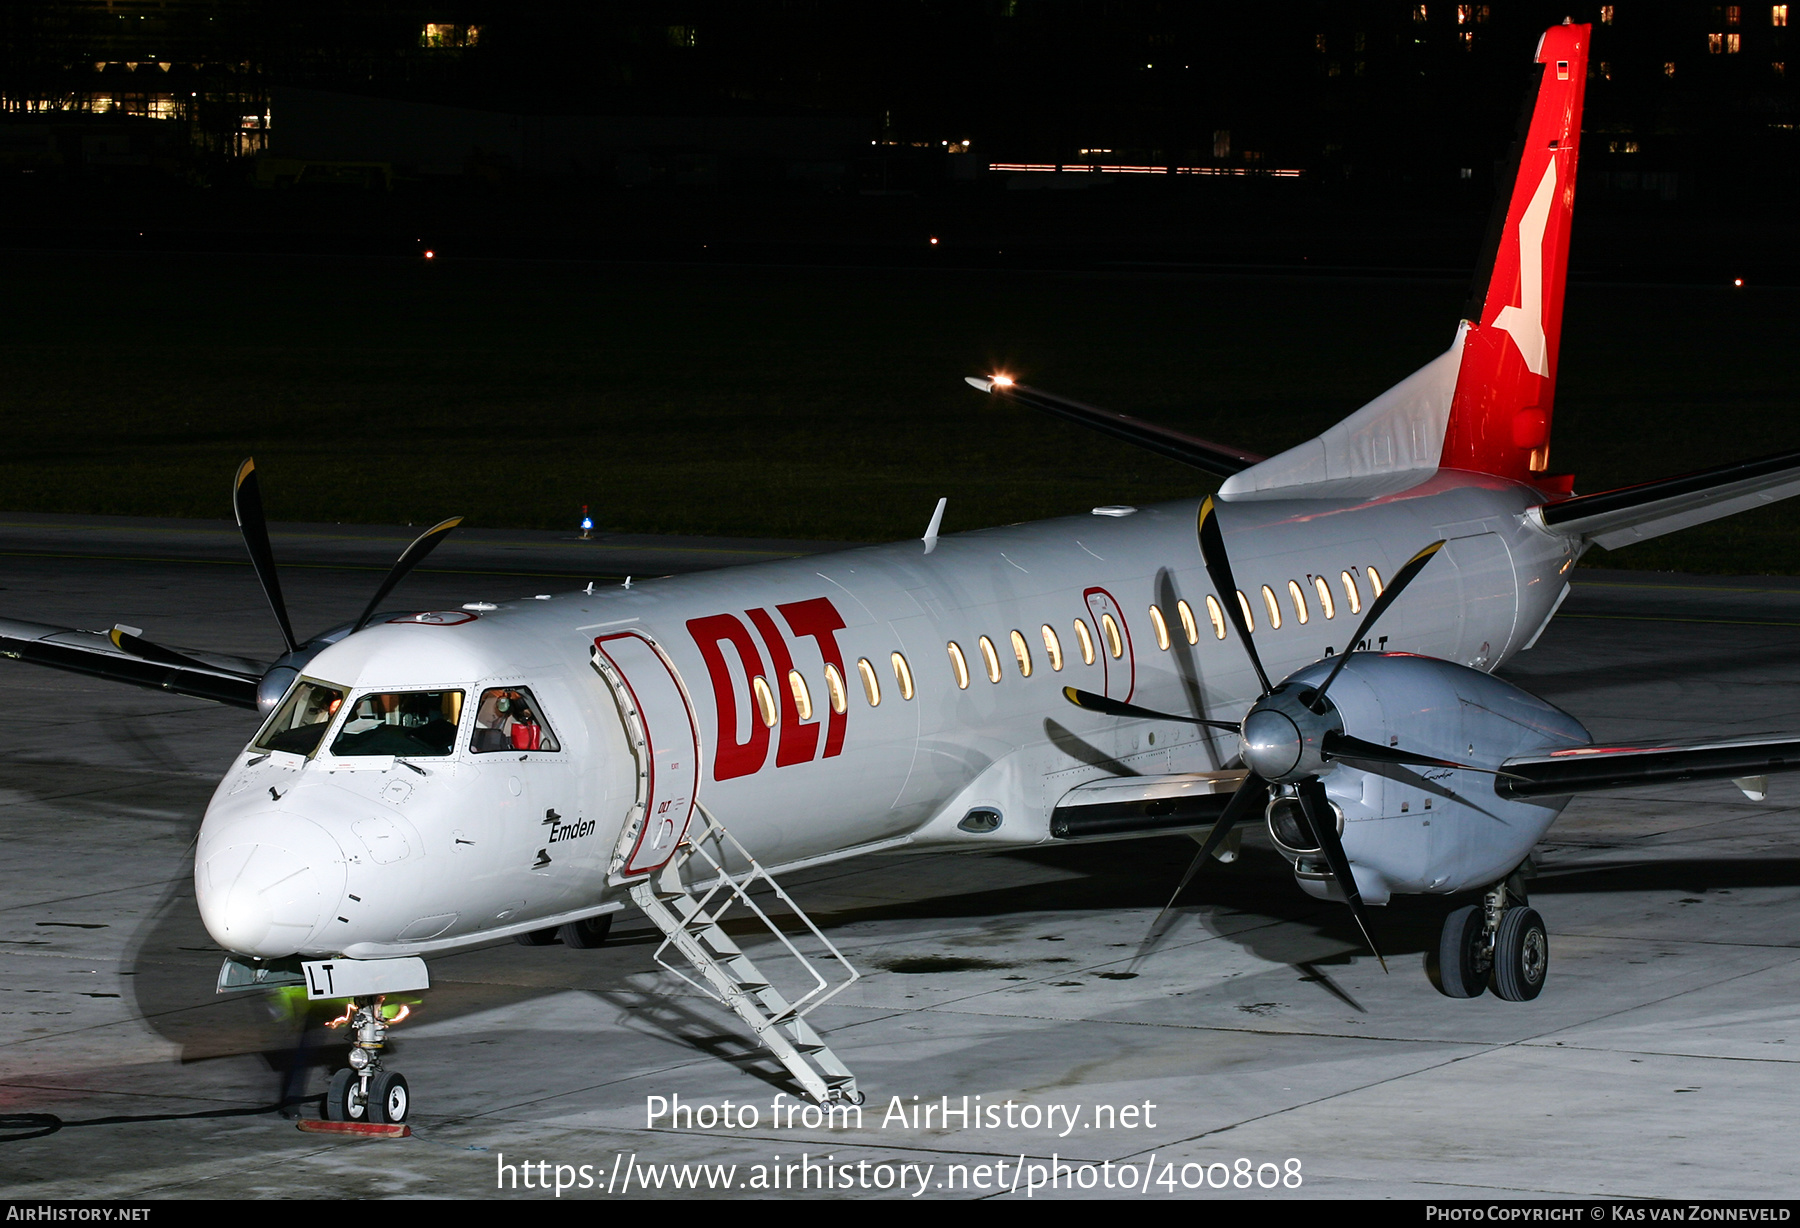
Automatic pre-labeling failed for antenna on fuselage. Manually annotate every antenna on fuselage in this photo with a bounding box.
[921,497,948,555]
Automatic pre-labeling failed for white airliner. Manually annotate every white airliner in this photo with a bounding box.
[7,21,1800,1126]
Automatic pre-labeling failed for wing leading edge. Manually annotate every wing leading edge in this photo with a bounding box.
[0,616,262,709]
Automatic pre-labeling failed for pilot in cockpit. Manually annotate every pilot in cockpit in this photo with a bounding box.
[472,687,553,752]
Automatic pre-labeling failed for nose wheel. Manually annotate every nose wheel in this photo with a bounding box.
[322,997,410,1124]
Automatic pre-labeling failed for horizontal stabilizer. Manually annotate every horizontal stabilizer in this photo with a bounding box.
[1499,734,1800,799]
[1534,448,1800,550]
[0,616,262,709]
[967,377,1262,478]
[1050,770,1246,839]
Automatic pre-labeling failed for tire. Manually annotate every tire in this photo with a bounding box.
[1436,904,1488,999]
[326,1068,368,1122]
[558,914,613,949]
[1491,906,1549,1002]
[514,927,560,946]
[369,1071,410,1124]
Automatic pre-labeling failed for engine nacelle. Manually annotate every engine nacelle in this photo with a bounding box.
[1264,653,1590,903]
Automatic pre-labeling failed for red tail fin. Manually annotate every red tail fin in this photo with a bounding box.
[1441,22,1590,485]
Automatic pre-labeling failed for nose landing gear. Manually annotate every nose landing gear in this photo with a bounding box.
[1435,868,1547,1001]
[323,997,409,1124]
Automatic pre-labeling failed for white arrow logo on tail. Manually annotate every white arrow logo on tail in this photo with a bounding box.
[1492,159,1556,378]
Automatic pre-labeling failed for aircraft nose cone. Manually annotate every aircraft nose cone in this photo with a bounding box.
[195,819,345,958]
[1241,708,1303,780]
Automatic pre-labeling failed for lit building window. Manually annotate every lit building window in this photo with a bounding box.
[857,658,881,707]
[1599,61,1614,80]
[891,652,914,700]
[1729,5,1742,24]
[1261,586,1282,630]
[751,676,778,728]
[420,23,480,48]
[1175,600,1198,645]
[1475,4,1489,20]
[1288,580,1309,625]
[1412,4,1428,22]
[1777,60,1788,74]
[1041,624,1064,671]
[1313,575,1336,620]
[1727,32,1742,50]
[787,670,813,721]
[1600,4,1615,23]
[668,25,698,47]
[823,663,847,716]
[1664,60,1678,75]
[1100,613,1124,659]
[947,642,970,690]
[1709,32,1725,52]
[1074,618,1096,665]
[1316,33,1327,52]
[1457,3,1471,22]
[1776,5,1790,27]
[1010,630,1033,677]
[978,636,1002,684]
[1148,605,1171,650]
[1459,29,1474,46]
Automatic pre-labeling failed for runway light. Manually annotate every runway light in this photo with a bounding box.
[929,236,939,245]
[580,504,593,539]
[1734,277,1745,287]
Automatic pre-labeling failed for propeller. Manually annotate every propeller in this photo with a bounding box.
[1078,495,1458,968]
[229,458,464,702]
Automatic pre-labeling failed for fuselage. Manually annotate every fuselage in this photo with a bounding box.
[194,471,1581,962]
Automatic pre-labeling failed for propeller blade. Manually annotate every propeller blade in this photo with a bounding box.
[349,517,464,635]
[1309,539,1446,710]
[1062,686,1240,732]
[1296,778,1387,972]
[1151,772,1270,930]
[108,625,256,680]
[1322,731,1486,774]
[233,458,300,656]
[1197,497,1273,695]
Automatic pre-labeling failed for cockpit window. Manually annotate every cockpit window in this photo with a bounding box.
[254,680,347,757]
[471,686,560,753]
[329,690,464,758]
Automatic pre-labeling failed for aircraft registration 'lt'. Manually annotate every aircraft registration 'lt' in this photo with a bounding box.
[9,20,1800,1125]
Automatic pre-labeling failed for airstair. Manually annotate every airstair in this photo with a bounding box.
[627,804,862,1105]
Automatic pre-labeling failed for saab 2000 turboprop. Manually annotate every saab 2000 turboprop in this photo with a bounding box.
[8,20,1800,1125]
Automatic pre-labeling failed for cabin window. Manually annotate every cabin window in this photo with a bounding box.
[1313,575,1336,619]
[1148,604,1171,650]
[1368,566,1385,596]
[1205,595,1228,639]
[1236,591,1255,632]
[1288,580,1309,625]
[1341,570,1362,615]
[948,641,970,689]
[333,689,467,758]
[469,687,556,754]
[823,663,848,715]
[1010,629,1033,676]
[1100,612,1124,658]
[788,669,814,721]
[1073,618,1096,665]
[978,635,1002,683]
[891,651,914,700]
[1261,585,1282,630]
[1176,599,1199,645]
[254,679,347,757]
[751,676,778,728]
[857,657,881,707]
[1041,624,1064,671]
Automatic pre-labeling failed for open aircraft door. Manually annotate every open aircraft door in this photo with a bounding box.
[591,631,701,879]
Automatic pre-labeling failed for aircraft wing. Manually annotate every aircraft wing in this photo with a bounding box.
[1050,770,1246,839]
[0,616,263,709]
[966,378,1264,478]
[1498,735,1800,799]
[1534,448,1800,550]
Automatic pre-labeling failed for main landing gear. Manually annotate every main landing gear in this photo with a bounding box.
[1436,868,1548,1002]
[323,997,409,1124]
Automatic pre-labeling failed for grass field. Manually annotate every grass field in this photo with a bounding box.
[1,249,1795,571]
